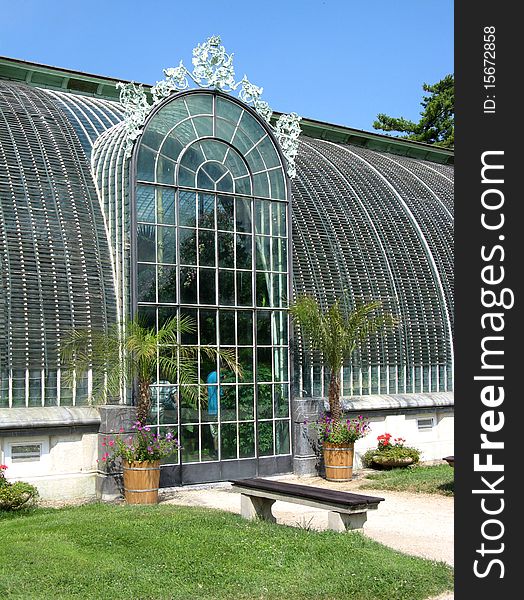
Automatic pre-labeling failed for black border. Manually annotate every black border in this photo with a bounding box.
[455,3,520,595]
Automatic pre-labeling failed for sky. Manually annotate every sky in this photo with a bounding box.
[0,0,453,132]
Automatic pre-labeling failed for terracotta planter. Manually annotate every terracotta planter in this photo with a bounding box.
[122,460,161,504]
[371,455,414,468]
[323,442,355,481]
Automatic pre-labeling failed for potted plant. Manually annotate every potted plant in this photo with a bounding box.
[101,422,180,504]
[312,415,371,480]
[0,465,39,511]
[362,433,421,469]
[290,296,396,480]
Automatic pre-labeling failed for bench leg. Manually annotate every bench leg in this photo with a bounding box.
[328,511,367,532]
[240,494,276,523]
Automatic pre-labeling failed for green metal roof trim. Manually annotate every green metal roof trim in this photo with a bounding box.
[0,55,453,165]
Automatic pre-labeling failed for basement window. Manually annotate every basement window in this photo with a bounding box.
[10,443,42,462]
[417,417,435,431]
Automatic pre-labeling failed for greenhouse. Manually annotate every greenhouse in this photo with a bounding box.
[0,42,453,497]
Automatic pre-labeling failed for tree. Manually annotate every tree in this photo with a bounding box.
[61,316,239,425]
[373,74,454,148]
[290,297,397,422]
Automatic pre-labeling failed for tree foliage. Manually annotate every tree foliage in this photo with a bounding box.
[373,74,454,148]
[289,297,397,421]
[61,316,239,424]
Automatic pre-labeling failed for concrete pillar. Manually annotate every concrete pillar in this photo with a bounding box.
[96,405,137,500]
[292,397,322,476]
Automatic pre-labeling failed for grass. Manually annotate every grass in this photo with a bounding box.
[0,503,453,600]
[359,464,454,496]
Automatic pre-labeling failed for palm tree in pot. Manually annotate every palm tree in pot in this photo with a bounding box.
[290,296,397,480]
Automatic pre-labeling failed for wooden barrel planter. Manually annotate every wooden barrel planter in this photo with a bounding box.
[323,442,355,481]
[122,460,161,504]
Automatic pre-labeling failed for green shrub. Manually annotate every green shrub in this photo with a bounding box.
[0,466,39,511]
[362,433,421,468]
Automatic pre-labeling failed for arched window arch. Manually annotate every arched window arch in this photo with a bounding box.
[132,90,291,482]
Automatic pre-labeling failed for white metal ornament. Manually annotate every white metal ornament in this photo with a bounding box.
[117,36,301,177]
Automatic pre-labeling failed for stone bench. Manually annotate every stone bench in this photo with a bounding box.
[230,477,384,532]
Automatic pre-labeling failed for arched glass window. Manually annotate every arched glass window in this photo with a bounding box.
[134,91,291,480]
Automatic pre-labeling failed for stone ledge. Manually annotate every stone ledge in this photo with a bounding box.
[0,406,101,430]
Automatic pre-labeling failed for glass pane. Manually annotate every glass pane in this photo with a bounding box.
[238,422,255,458]
[272,202,286,236]
[221,422,237,460]
[219,311,235,346]
[201,423,219,461]
[181,425,200,462]
[239,111,266,144]
[179,228,197,265]
[217,232,234,268]
[200,139,228,162]
[178,165,196,188]
[198,230,215,267]
[157,226,176,264]
[180,267,197,304]
[273,347,288,382]
[272,237,287,272]
[257,421,274,457]
[215,117,236,144]
[258,136,281,169]
[156,156,175,185]
[156,188,176,225]
[136,186,155,223]
[236,234,252,270]
[238,348,254,383]
[137,146,155,182]
[236,198,252,233]
[256,272,271,307]
[269,169,286,200]
[198,193,215,228]
[216,172,234,193]
[253,172,270,198]
[255,236,271,270]
[197,169,215,190]
[181,144,206,172]
[218,270,235,305]
[192,115,213,138]
[275,420,290,454]
[137,264,156,302]
[161,136,184,164]
[255,201,271,234]
[179,191,197,227]
[274,384,289,417]
[238,385,254,420]
[216,196,234,230]
[257,349,272,382]
[235,176,252,196]
[180,308,197,344]
[137,224,155,262]
[224,149,249,179]
[236,271,252,306]
[216,96,243,125]
[237,312,253,345]
[158,266,177,303]
[199,268,216,305]
[185,93,213,116]
[220,385,237,421]
[137,306,156,330]
[200,309,216,345]
[257,311,271,345]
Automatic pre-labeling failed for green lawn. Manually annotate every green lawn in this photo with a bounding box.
[1,503,452,600]
[359,464,454,496]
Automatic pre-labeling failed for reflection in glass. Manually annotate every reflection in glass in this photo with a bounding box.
[236,198,252,232]
[257,384,272,418]
[237,312,253,345]
[198,230,215,267]
[157,188,176,225]
[221,422,237,459]
[199,268,216,305]
[136,186,155,222]
[238,422,255,458]
[158,266,177,303]
[216,196,234,230]
[179,229,197,265]
[238,385,254,419]
[137,224,155,262]
[275,420,290,454]
[219,270,235,305]
[137,264,156,302]
[219,311,235,346]
[257,421,274,456]
[180,267,197,304]
[236,271,252,306]
[236,234,252,269]
[217,232,234,268]
[181,425,199,462]
[179,191,196,227]
[157,226,176,264]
